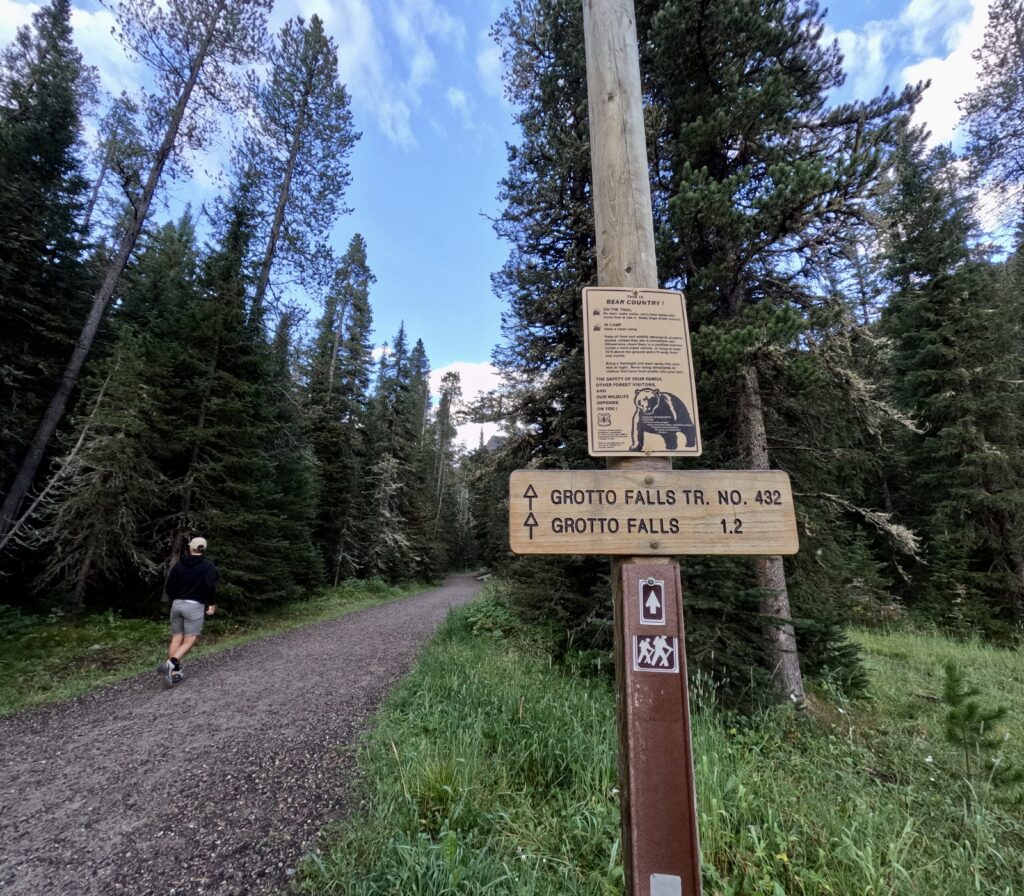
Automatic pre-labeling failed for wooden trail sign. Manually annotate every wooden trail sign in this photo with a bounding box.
[509,469,798,556]
[583,287,701,457]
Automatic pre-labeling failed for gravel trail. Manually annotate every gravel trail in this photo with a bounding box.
[0,574,481,896]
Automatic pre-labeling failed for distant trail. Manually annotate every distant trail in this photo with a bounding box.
[0,574,481,896]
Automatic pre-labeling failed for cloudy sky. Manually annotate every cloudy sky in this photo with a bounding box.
[0,0,995,445]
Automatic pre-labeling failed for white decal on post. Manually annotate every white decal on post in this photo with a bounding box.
[633,635,679,673]
[639,577,666,625]
[650,873,682,896]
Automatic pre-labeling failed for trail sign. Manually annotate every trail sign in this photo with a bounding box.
[509,469,798,556]
[583,287,701,458]
[640,578,666,624]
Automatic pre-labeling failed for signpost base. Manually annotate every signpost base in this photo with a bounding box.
[615,561,702,896]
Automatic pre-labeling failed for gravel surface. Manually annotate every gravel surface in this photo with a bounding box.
[0,574,481,896]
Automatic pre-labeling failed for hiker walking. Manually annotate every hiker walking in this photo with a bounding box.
[160,536,218,687]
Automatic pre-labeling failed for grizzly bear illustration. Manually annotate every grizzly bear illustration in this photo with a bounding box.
[630,388,696,451]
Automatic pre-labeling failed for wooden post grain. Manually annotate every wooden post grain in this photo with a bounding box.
[582,2,702,894]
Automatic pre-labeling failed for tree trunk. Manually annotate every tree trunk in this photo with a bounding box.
[739,363,805,704]
[250,83,312,324]
[0,0,228,541]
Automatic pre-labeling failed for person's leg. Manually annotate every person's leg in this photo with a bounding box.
[174,634,199,661]
[167,633,185,660]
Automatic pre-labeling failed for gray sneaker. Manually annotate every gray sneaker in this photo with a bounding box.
[159,659,174,687]
[171,670,185,685]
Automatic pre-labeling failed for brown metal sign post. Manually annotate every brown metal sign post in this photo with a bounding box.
[619,562,701,896]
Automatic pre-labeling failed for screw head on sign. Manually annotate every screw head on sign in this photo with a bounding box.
[650,541,659,550]
[647,577,656,585]
[644,475,654,485]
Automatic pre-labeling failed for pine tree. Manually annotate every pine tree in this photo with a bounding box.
[304,234,375,581]
[362,326,439,582]
[244,14,359,324]
[0,0,272,540]
[486,0,612,642]
[19,217,200,609]
[881,142,1024,627]
[642,0,920,700]
[959,0,1024,203]
[0,0,90,522]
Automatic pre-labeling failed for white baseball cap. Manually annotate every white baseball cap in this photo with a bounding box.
[188,537,208,552]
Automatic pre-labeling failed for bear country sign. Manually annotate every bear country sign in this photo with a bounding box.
[582,287,701,457]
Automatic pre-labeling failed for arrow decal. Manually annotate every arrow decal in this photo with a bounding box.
[523,484,538,511]
[645,590,662,615]
[524,513,539,540]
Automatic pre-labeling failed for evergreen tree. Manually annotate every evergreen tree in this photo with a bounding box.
[244,14,359,324]
[881,142,1024,627]
[959,0,1024,203]
[642,0,919,699]
[486,0,612,643]
[430,371,464,570]
[0,0,272,540]
[17,217,200,609]
[304,234,375,581]
[82,92,147,241]
[0,0,90,522]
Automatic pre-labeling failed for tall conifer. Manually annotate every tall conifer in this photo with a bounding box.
[0,0,89,517]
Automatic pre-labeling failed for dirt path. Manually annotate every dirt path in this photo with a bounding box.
[0,574,481,896]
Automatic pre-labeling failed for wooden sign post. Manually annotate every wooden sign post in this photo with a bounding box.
[582,1,700,893]
[511,3,793,894]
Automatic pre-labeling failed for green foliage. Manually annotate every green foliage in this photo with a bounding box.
[299,593,1024,895]
[881,142,1024,627]
[942,661,1024,801]
[0,0,90,499]
[298,588,622,895]
[244,12,359,320]
[960,0,1024,201]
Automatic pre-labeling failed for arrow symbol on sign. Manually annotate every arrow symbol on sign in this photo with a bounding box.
[645,590,662,616]
[523,484,538,510]
[524,513,539,540]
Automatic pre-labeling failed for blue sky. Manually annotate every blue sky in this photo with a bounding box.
[0,0,994,443]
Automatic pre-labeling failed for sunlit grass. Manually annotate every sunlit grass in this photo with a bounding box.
[300,590,1024,895]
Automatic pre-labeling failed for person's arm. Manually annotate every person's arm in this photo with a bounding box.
[205,562,218,615]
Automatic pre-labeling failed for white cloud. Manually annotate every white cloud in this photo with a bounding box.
[70,5,144,97]
[476,32,504,100]
[901,0,990,145]
[829,0,992,148]
[430,360,501,449]
[445,85,470,126]
[832,21,890,99]
[279,0,469,150]
[0,0,34,45]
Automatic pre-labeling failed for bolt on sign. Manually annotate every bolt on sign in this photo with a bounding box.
[583,287,701,457]
[509,470,798,556]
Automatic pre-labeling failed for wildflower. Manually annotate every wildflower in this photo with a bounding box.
[924,755,933,764]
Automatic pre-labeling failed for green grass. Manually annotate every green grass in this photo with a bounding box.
[0,578,427,715]
[298,588,623,895]
[299,590,1024,895]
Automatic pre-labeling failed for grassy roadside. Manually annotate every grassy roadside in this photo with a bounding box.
[0,578,428,716]
[298,585,1024,895]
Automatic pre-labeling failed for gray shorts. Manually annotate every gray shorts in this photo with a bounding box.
[170,599,206,636]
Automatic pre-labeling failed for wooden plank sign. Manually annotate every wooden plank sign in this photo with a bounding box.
[509,469,798,556]
[583,287,701,458]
